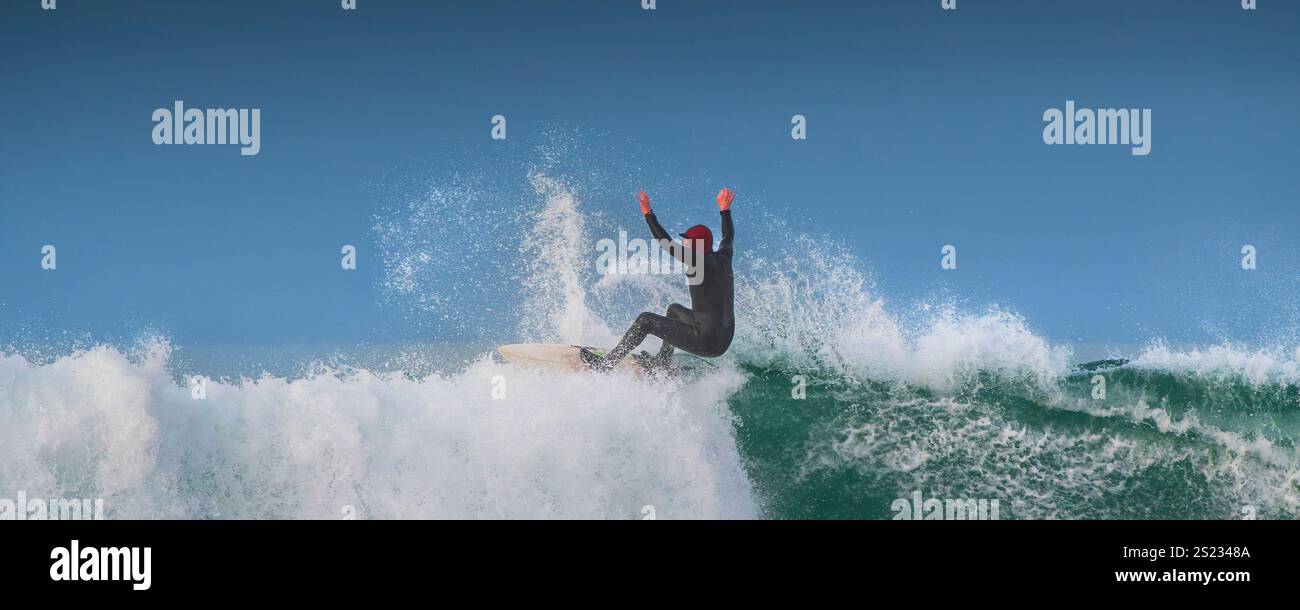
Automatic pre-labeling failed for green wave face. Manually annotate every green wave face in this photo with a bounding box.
[729,362,1300,520]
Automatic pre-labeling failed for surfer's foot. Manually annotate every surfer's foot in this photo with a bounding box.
[631,351,656,369]
[579,347,613,371]
[632,350,674,374]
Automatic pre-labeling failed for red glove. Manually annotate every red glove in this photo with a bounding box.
[716,187,735,211]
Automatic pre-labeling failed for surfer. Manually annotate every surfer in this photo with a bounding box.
[582,188,736,370]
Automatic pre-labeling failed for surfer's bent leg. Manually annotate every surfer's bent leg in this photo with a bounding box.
[655,304,694,362]
[602,311,697,366]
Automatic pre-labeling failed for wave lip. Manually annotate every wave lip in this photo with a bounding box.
[1133,342,1300,386]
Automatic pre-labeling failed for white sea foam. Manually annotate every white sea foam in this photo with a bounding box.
[0,342,754,519]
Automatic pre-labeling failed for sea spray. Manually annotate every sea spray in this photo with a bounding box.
[518,172,610,345]
[372,171,529,339]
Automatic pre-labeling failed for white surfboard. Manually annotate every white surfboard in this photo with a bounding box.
[496,343,642,372]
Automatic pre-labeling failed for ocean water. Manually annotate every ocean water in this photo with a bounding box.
[2,174,1297,520]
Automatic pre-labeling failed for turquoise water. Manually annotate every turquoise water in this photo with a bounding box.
[728,358,1298,519]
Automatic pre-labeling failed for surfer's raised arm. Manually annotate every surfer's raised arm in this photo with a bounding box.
[716,187,734,256]
[639,190,688,263]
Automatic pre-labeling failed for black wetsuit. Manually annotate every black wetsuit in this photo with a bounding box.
[600,210,735,365]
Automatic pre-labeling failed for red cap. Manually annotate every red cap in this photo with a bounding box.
[679,224,713,253]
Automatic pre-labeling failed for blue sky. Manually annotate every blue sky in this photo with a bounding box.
[1,0,1297,350]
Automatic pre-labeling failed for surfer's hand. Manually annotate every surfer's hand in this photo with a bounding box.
[637,191,652,215]
[716,187,735,211]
